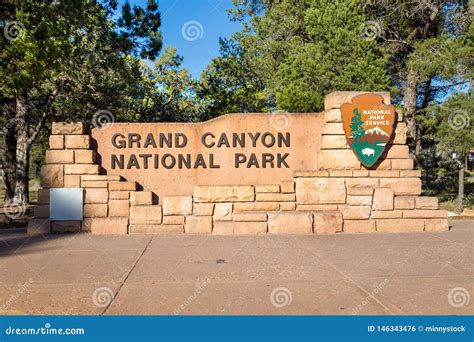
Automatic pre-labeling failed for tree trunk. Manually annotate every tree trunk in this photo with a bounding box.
[2,125,17,201]
[403,70,419,159]
[13,95,29,204]
[456,156,465,213]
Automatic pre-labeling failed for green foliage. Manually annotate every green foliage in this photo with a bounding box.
[430,92,474,159]
[202,0,391,115]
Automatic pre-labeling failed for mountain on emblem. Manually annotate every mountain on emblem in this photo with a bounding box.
[341,94,395,167]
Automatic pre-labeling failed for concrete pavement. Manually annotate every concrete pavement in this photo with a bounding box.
[0,219,472,315]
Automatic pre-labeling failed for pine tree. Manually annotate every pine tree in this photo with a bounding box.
[350,109,365,143]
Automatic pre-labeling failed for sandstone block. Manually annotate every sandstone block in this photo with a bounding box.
[234,202,279,212]
[84,188,108,204]
[233,221,267,235]
[268,212,313,234]
[346,177,379,196]
[194,185,254,202]
[352,170,369,177]
[324,91,390,110]
[318,150,360,170]
[163,196,193,215]
[344,220,376,233]
[324,108,342,122]
[64,164,100,175]
[163,216,185,225]
[185,216,212,234]
[109,191,129,200]
[347,195,372,206]
[424,219,449,232]
[64,175,81,187]
[393,123,407,144]
[91,218,128,234]
[293,170,329,177]
[296,204,339,211]
[400,170,421,177]
[403,210,447,219]
[373,188,394,211]
[380,178,421,195]
[109,200,129,217]
[369,170,400,178]
[52,221,81,233]
[81,218,93,232]
[321,135,348,149]
[386,146,409,159]
[83,204,108,218]
[314,212,343,234]
[329,170,352,177]
[109,181,137,191]
[213,203,233,221]
[322,122,344,135]
[81,175,121,181]
[339,205,371,219]
[394,196,416,209]
[370,210,402,219]
[130,191,154,206]
[280,202,296,211]
[37,189,50,204]
[415,197,438,209]
[45,150,74,164]
[256,193,296,202]
[296,177,346,204]
[39,164,64,188]
[376,219,424,233]
[129,224,183,234]
[27,219,50,235]
[81,180,108,188]
[52,122,86,135]
[255,185,280,193]
[49,135,64,149]
[233,212,267,222]
[64,134,90,149]
[193,203,214,216]
[280,181,295,193]
[391,159,414,170]
[130,205,162,224]
[212,222,234,235]
[74,150,95,164]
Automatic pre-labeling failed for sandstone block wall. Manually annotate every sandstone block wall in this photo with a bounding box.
[28,92,448,235]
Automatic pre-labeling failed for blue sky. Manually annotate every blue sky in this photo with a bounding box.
[126,0,242,78]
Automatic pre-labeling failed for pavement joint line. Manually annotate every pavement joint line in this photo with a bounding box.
[102,236,154,315]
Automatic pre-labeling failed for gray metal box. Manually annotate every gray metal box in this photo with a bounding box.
[49,188,84,221]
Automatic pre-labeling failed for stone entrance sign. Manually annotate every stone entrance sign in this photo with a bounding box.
[28,91,449,236]
[92,114,321,197]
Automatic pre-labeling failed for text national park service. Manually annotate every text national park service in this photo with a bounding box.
[110,132,291,170]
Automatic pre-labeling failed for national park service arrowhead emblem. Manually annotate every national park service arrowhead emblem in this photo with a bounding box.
[341,94,395,167]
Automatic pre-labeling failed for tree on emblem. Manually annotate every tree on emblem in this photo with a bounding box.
[350,108,365,143]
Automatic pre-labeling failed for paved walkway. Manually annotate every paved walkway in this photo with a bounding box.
[0,220,472,315]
